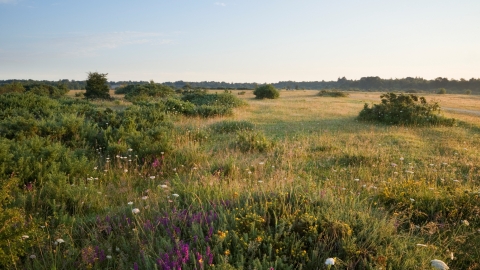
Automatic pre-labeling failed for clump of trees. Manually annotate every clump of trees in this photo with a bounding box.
[358,93,455,126]
[253,84,279,99]
[317,89,348,97]
[84,72,111,99]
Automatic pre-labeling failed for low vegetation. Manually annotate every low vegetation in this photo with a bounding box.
[0,89,479,269]
[317,89,349,97]
[358,92,455,126]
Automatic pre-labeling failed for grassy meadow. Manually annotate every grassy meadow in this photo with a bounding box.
[1,89,480,269]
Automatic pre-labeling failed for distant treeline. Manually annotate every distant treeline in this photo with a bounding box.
[1,76,479,93]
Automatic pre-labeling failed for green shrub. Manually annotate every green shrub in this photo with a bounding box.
[0,82,25,94]
[253,84,280,99]
[437,88,447,94]
[357,92,455,126]
[235,131,273,152]
[123,81,175,101]
[317,89,348,97]
[465,89,472,95]
[209,120,255,134]
[181,92,245,108]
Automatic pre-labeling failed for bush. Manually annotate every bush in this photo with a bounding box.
[122,81,175,101]
[235,131,273,152]
[253,84,279,99]
[209,120,255,134]
[0,82,25,94]
[437,88,447,94]
[317,89,348,97]
[357,92,455,126]
[465,89,472,95]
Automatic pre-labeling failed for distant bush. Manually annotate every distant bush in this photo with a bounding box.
[209,120,255,134]
[122,81,175,101]
[317,89,348,97]
[253,84,280,99]
[181,92,246,108]
[437,88,447,94]
[0,82,25,94]
[465,89,472,95]
[238,91,246,95]
[358,92,455,126]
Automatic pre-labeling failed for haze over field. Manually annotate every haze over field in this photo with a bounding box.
[1,0,479,82]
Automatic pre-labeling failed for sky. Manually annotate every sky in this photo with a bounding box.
[0,0,479,83]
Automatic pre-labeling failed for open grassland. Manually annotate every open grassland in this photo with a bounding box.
[1,90,479,269]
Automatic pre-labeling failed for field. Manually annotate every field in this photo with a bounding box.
[1,90,479,269]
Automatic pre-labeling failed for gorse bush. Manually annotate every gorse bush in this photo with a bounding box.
[121,81,175,101]
[253,84,280,99]
[317,89,349,97]
[235,131,274,152]
[357,92,455,126]
[209,120,255,134]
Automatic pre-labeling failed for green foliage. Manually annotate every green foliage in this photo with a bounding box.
[0,82,25,94]
[437,88,447,94]
[235,131,273,152]
[84,72,111,99]
[465,89,472,95]
[209,120,255,134]
[0,177,37,268]
[317,89,349,97]
[253,84,280,99]
[121,81,175,101]
[358,92,455,126]
[182,92,246,108]
[25,83,69,97]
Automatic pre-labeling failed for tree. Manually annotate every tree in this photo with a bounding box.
[84,72,111,99]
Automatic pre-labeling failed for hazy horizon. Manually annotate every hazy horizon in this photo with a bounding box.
[1,0,479,82]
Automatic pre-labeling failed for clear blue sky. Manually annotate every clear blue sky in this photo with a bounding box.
[1,0,479,82]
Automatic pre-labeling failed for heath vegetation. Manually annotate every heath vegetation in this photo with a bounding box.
[0,87,479,269]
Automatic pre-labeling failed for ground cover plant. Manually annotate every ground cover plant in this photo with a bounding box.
[0,89,479,269]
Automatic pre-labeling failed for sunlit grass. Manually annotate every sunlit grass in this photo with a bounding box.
[4,90,480,269]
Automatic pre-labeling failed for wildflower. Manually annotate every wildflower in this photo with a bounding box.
[124,169,128,173]
[22,235,29,240]
[391,163,397,167]
[107,255,112,259]
[400,157,404,161]
[132,208,140,214]
[430,259,449,270]
[462,220,470,226]
[450,252,454,260]
[410,198,415,202]
[29,255,36,259]
[325,257,335,265]
[142,196,148,200]
[56,239,65,244]
[128,201,133,205]
[94,167,98,170]
[172,193,180,198]
[128,148,133,152]
[258,180,263,183]
[158,184,168,188]
[259,162,265,165]
[149,176,156,180]
[354,178,360,181]
[416,244,428,247]
[224,249,230,256]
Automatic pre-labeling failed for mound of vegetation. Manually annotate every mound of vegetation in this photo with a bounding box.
[317,89,349,97]
[118,81,175,101]
[0,81,69,97]
[253,84,280,99]
[209,120,255,134]
[358,92,455,126]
